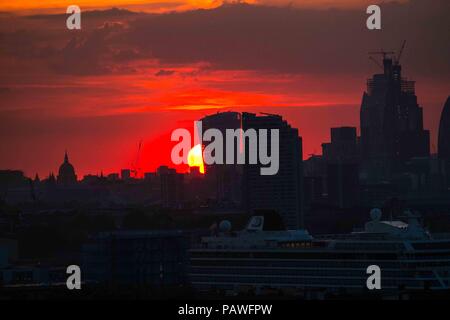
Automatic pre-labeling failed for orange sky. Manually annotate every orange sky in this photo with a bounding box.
[0,0,213,13]
[0,0,393,14]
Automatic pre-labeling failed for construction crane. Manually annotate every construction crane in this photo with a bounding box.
[130,139,143,178]
[395,40,407,64]
[369,56,383,70]
[368,50,395,73]
[368,41,407,67]
[368,49,395,60]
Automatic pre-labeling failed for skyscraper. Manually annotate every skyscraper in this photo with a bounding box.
[200,111,242,206]
[322,127,360,208]
[438,96,450,186]
[438,97,450,161]
[360,54,430,181]
[157,166,184,208]
[322,127,359,163]
[242,112,303,229]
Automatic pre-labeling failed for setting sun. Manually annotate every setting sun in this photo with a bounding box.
[187,144,205,174]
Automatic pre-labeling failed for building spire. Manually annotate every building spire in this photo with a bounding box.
[64,150,69,163]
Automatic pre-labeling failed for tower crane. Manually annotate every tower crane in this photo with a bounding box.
[130,139,143,178]
[368,50,395,60]
[395,40,407,64]
[369,56,383,70]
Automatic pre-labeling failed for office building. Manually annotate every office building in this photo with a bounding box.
[242,112,303,229]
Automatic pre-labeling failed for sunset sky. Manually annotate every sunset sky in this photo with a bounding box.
[0,0,449,178]
[0,0,396,13]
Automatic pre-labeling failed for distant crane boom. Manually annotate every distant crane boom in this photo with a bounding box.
[130,139,143,178]
[368,50,395,60]
[369,56,383,70]
[396,40,407,64]
[368,41,407,68]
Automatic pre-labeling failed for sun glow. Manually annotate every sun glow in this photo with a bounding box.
[187,144,205,174]
[0,0,222,14]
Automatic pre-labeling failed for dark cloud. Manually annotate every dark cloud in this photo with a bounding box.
[49,20,130,75]
[0,7,145,75]
[119,1,449,78]
[155,69,176,76]
[25,7,141,20]
[50,35,111,75]
[1,1,449,78]
[0,87,11,95]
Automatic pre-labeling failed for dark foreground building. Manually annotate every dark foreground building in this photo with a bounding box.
[242,112,303,229]
[82,231,188,286]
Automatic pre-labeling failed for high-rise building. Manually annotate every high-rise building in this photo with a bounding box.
[438,97,450,161]
[242,112,303,229]
[322,127,360,208]
[322,127,359,163]
[438,96,450,186]
[157,166,184,208]
[303,155,326,206]
[200,111,243,206]
[360,55,430,181]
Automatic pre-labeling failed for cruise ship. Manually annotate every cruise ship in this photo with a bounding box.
[189,210,450,297]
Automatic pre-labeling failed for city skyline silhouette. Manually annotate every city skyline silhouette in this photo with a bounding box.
[1,1,449,178]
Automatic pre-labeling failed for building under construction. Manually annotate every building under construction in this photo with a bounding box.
[360,46,430,182]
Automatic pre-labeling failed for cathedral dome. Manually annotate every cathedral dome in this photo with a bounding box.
[57,151,77,185]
